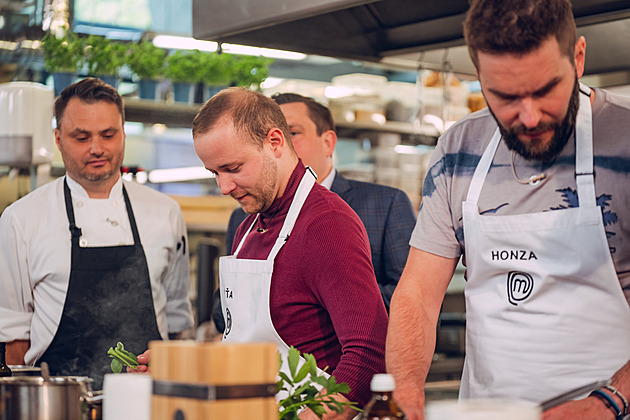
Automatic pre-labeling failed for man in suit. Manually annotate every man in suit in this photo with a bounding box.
[223,93,417,311]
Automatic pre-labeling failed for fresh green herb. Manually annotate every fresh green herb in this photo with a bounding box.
[107,342,139,373]
[277,346,361,419]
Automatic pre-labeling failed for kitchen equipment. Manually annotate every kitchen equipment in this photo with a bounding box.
[7,365,42,377]
[425,399,541,420]
[0,376,102,420]
[103,373,151,420]
[540,379,609,411]
[150,341,278,420]
[0,82,54,167]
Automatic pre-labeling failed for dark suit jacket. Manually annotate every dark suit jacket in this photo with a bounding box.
[224,172,417,311]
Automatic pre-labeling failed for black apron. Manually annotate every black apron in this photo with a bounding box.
[38,179,162,389]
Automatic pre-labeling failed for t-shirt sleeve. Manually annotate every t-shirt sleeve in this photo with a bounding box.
[410,134,464,259]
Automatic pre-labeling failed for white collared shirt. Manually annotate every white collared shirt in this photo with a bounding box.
[0,176,194,364]
[320,168,335,190]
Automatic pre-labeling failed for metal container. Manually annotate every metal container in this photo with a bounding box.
[8,365,42,377]
[0,376,102,420]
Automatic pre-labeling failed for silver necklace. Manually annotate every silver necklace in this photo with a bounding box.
[510,150,546,185]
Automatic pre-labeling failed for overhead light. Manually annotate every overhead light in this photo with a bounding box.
[221,44,306,60]
[148,166,215,183]
[153,35,218,52]
[260,77,285,89]
[152,35,306,60]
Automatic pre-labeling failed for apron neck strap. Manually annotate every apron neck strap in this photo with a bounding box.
[575,84,595,207]
[267,167,316,261]
[63,178,82,239]
[63,178,141,243]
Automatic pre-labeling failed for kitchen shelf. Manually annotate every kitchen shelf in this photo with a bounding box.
[123,98,440,142]
[336,119,439,137]
[124,98,201,128]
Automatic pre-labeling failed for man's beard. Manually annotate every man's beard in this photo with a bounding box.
[238,151,278,214]
[489,77,580,162]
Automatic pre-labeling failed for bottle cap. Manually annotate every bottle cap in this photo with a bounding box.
[371,373,396,392]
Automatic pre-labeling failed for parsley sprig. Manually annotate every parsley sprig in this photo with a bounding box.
[278,346,361,419]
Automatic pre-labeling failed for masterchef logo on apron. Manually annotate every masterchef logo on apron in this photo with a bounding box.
[507,271,534,306]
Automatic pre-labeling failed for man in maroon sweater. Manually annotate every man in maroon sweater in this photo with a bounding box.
[192,87,388,418]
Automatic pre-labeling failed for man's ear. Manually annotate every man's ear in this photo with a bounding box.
[266,127,286,157]
[322,130,337,158]
[54,128,62,150]
[574,36,586,79]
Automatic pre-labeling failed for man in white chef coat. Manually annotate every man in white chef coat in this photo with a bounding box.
[386,0,630,419]
[0,77,193,389]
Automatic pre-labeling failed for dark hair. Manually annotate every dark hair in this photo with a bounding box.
[54,77,124,129]
[192,87,294,152]
[271,93,335,136]
[463,0,577,69]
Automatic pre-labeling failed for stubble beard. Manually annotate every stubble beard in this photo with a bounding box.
[490,77,580,162]
[60,146,122,184]
[239,152,278,214]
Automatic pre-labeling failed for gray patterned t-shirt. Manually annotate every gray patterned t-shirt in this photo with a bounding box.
[411,87,630,303]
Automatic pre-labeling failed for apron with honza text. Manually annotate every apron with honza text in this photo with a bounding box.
[38,179,162,390]
[219,168,329,397]
[460,85,630,402]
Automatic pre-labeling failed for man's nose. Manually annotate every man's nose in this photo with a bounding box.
[518,97,542,128]
[217,175,236,196]
[89,138,103,155]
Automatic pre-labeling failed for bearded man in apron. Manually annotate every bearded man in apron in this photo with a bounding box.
[386,1,630,419]
[191,87,388,419]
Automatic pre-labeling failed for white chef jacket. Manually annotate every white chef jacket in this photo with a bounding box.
[0,176,193,365]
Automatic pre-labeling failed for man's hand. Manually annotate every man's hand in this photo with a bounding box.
[543,396,615,420]
[128,349,151,374]
[6,340,29,365]
[297,393,357,420]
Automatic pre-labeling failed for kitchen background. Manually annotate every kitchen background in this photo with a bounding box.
[2,0,630,385]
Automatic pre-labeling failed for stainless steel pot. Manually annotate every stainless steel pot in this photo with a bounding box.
[0,376,102,420]
[7,365,42,377]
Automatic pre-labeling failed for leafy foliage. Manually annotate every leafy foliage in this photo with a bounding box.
[277,346,360,419]
[232,55,273,89]
[201,52,234,86]
[107,342,139,373]
[127,40,167,80]
[41,31,83,73]
[164,50,207,83]
[83,35,129,76]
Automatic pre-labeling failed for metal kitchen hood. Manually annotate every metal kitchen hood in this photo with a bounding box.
[192,0,630,81]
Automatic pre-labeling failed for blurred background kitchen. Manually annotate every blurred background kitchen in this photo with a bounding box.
[2,0,630,395]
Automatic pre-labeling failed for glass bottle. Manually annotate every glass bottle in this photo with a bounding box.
[361,373,407,419]
[0,342,12,377]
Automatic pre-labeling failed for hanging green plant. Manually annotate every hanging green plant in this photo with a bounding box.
[83,35,128,76]
[41,31,83,74]
[126,40,167,80]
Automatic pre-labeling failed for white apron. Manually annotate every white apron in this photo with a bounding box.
[460,85,630,402]
[219,168,329,394]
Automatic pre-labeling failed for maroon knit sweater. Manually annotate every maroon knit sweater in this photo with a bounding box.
[233,161,388,406]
